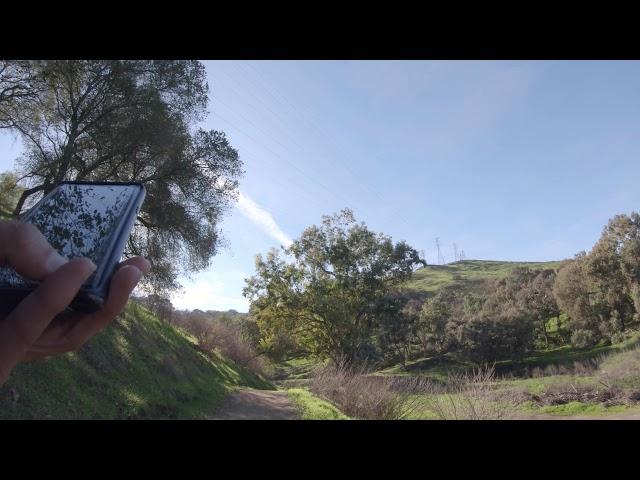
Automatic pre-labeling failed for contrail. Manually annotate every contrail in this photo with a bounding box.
[236,191,293,248]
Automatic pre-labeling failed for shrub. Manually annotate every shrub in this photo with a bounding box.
[611,332,627,345]
[423,365,518,420]
[173,311,268,377]
[598,346,640,388]
[203,322,268,377]
[570,329,596,349]
[573,360,596,376]
[544,364,559,376]
[309,358,427,420]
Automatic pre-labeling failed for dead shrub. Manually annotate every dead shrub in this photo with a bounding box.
[175,312,268,377]
[309,357,428,420]
[204,322,268,376]
[598,346,640,389]
[573,360,596,376]
[423,365,518,420]
[528,381,629,407]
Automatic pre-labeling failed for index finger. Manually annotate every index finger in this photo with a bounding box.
[0,221,68,280]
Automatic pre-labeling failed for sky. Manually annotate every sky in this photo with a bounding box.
[1,60,640,312]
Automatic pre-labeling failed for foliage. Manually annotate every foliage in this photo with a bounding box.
[244,209,424,365]
[0,60,243,294]
[0,171,22,219]
[171,308,267,377]
[570,329,597,349]
[309,357,427,419]
[554,212,640,344]
[418,365,518,420]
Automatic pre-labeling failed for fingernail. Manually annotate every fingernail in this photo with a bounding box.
[45,251,69,273]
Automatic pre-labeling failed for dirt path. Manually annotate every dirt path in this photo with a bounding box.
[207,388,299,420]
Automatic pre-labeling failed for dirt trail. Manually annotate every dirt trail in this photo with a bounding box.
[207,388,299,420]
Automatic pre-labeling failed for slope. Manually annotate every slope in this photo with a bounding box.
[0,302,273,419]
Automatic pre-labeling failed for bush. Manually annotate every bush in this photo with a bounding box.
[455,308,536,364]
[611,332,627,345]
[598,346,640,388]
[203,322,268,377]
[422,365,518,420]
[309,358,426,420]
[573,360,597,376]
[570,329,596,349]
[173,311,268,377]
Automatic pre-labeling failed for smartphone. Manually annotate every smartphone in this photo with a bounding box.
[0,181,146,313]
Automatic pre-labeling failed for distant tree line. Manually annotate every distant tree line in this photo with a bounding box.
[242,210,640,367]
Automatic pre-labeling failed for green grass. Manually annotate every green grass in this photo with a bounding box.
[0,302,273,419]
[377,354,473,382]
[287,388,348,420]
[501,374,598,395]
[271,356,322,389]
[405,259,564,296]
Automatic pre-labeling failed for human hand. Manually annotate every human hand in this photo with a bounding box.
[0,221,150,386]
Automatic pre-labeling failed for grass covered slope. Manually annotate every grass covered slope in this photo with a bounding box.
[404,259,564,296]
[0,303,273,419]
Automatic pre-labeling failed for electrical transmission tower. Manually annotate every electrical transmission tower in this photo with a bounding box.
[453,243,459,262]
[460,249,466,261]
[435,237,445,265]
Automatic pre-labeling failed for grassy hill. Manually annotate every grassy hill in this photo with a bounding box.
[404,259,565,296]
[0,303,273,419]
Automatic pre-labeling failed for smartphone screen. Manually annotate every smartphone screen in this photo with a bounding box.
[0,182,145,311]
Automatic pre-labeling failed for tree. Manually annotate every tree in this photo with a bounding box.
[553,254,601,345]
[0,171,23,219]
[135,293,174,323]
[454,306,536,364]
[243,209,425,365]
[414,290,458,357]
[0,60,243,293]
[0,61,41,126]
[553,213,640,345]
[375,293,416,365]
[593,213,640,324]
[484,267,559,348]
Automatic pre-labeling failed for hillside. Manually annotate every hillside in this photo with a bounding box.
[403,259,565,296]
[0,303,273,419]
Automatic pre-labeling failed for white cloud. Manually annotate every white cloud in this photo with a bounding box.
[236,190,293,248]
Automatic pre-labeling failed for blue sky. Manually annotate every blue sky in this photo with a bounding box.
[1,61,640,312]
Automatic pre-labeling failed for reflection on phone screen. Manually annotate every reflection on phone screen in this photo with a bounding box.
[0,184,140,288]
